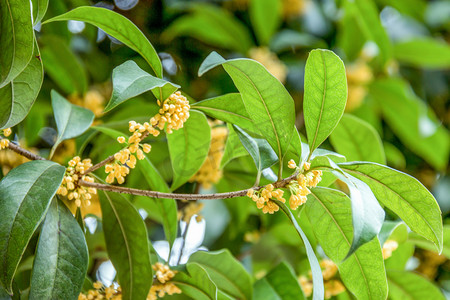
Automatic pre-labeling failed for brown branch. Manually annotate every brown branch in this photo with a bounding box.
[5,140,46,161]
[78,172,297,200]
[84,131,150,174]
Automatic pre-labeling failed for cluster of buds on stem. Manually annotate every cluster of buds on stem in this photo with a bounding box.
[57,156,97,207]
[287,160,322,210]
[247,184,285,214]
[179,202,204,223]
[151,91,190,134]
[78,281,121,300]
[105,121,154,184]
[149,263,182,300]
[0,128,12,149]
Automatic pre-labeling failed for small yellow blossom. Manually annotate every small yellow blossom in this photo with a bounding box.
[249,47,287,83]
[180,202,204,223]
[321,259,338,280]
[288,159,297,169]
[150,91,190,134]
[3,128,12,137]
[247,184,285,214]
[286,165,322,210]
[117,136,126,143]
[189,122,227,188]
[0,139,9,150]
[324,280,346,299]
[300,259,345,299]
[346,59,373,112]
[299,275,313,297]
[149,263,182,300]
[57,156,97,207]
[382,240,399,259]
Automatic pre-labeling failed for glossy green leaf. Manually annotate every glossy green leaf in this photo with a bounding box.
[189,249,253,300]
[137,157,178,248]
[192,93,256,133]
[0,160,65,293]
[388,271,445,300]
[168,110,211,190]
[40,35,87,95]
[199,52,295,162]
[220,123,249,169]
[233,125,278,174]
[31,0,49,25]
[330,114,385,164]
[306,187,388,300]
[253,278,280,300]
[370,78,449,170]
[303,49,347,154]
[92,126,125,141]
[393,38,450,69]
[29,198,88,299]
[0,0,34,86]
[51,90,95,157]
[263,262,306,300]
[311,156,385,256]
[249,0,281,45]
[162,4,252,54]
[171,263,217,300]
[384,242,415,271]
[105,60,179,113]
[408,225,450,258]
[98,191,153,300]
[43,6,162,77]
[349,0,392,65]
[0,41,43,130]
[276,201,324,300]
[340,162,443,252]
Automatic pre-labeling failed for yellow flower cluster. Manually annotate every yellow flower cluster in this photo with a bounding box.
[151,91,190,134]
[57,156,97,207]
[0,128,12,149]
[249,47,287,83]
[382,240,398,259]
[282,0,308,18]
[247,184,285,214]
[287,161,322,210]
[105,121,154,184]
[180,202,204,223]
[190,122,227,188]
[299,260,346,299]
[417,250,447,279]
[149,263,182,300]
[78,281,121,300]
[69,90,105,118]
[346,59,373,112]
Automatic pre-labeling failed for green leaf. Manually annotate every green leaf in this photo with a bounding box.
[92,126,125,141]
[253,278,281,300]
[263,262,306,300]
[220,123,249,169]
[105,60,179,113]
[40,35,88,95]
[388,271,445,300]
[172,263,217,300]
[303,49,347,154]
[31,0,49,25]
[306,187,388,300]
[0,40,43,129]
[233,125,278,175]
[137,157,178,248]
[270,30,325,53]
[192,93,256,133]
[393,38,450,69]
[329,114,385,164]
[311,156,385,256]
[189,249,253,300]
[0,0,34,86]
[348,0,392,65]
[276,201,324,300]
[43,6,162,78]
[340,162,443,252]
[98,191,153,300]
[51,90,95,157]
[29,198,88,299]
[249,0,281,45]
[0,160,65,293]
[162,4,252,54]
[378,221,408,246]
[370,76,449,171]
[408,225,450,258]
[199,52,295,163]
[168,110,211,190]
[384,242,415,271]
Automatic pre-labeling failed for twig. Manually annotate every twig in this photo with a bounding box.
[5,140,45,161]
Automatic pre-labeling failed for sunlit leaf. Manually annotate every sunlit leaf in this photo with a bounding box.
[393,38,450,69]
[262,262,306,300]
[388,271,445,300]
[249,0,281,45]
[172,263,217,300]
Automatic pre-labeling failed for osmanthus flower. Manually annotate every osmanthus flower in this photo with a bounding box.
[78,281,121,300]
[105,121,154,184]
[149,263,182,299]
[382,240,399,259]
[0,128,12,149]
[150,91,190,134]
[57,156,97,207]
[345,58,373,112]
[299,259,346,299]
[286,160,322,210]
[179,202,204,223]
[189,121,228,189]
[247,184,286,214]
